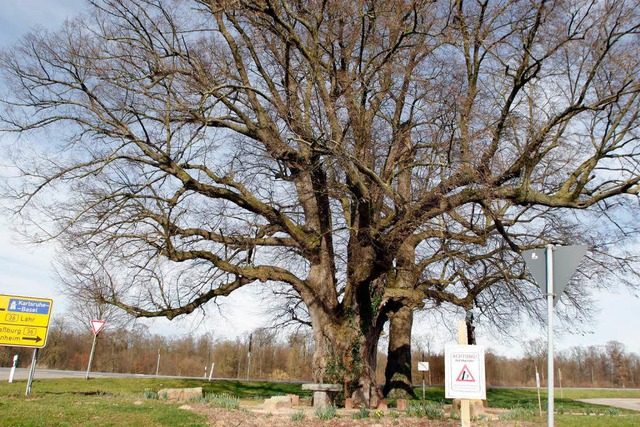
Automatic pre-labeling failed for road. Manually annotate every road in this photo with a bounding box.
[0,367,200,381]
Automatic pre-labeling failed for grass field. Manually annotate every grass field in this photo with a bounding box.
[0,378,638,426]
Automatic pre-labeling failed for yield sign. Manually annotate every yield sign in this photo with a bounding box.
[522,245,587,306]
[90,319,106,335]
[456,364,476,382]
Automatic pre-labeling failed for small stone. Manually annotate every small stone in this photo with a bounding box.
[287,394,300,406]
[263,396,292,412]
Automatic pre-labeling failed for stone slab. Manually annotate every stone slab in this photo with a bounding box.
[158,387,203,401]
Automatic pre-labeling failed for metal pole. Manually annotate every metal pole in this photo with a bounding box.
[155,349,161,376]
[546,244,554,427]
[26,348,38,396]
[86,333,98,380]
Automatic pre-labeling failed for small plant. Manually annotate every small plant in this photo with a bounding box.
[604,407,621,416]
[291,410,306,422]
[315,405,337,420]
[405,402,444,419]
[141,389,158,399]
[352,407,370,419]
[203,393,241,410]
[372,409,384,419]
[500,406,536,420]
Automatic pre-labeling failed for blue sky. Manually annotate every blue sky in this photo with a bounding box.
[0,0,638,358]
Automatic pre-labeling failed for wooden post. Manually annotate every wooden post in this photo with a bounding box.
[536,365,542,417]
[457,321,471,427]
[558,368,563,398]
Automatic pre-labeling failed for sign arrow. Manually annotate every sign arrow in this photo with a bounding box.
[22,336,42,343]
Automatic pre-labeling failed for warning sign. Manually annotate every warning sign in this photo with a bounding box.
[456,364,475,382]
[445,344,486,399]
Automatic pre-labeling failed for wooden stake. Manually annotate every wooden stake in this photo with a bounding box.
[457,321,471,427]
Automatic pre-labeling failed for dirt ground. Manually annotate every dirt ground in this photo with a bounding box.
[186,401,543,427]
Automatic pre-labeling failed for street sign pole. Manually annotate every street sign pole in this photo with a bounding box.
[85,333,98,380]
[26,348,39,396]
[546,244,555,427]
[523,244,586,427]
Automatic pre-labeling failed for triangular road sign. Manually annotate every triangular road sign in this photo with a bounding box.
[456,364,476,382]
[90,319,106,335]
[522,245,587,306]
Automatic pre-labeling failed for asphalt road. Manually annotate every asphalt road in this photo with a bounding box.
[0,367,192,381]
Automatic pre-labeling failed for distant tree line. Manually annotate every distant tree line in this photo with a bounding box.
[1,319,638,389]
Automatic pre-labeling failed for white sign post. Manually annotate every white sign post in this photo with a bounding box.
[523,244,586,427]
[8,355,18,383]
[85,320,107,380]
[418,362,429,404]
[445,344,486,400]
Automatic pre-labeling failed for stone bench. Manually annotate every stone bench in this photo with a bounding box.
[301,383,342,408]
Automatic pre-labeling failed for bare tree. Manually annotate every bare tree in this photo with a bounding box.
[2,0,640,403]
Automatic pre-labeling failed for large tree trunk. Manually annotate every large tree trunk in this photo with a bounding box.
[307,305,385,406]
[383,305,418,398]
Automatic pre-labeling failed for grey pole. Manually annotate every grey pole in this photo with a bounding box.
[85,333,98,380]
[546,244,554,426]
[156,349,161,376]
[25,348,38,396]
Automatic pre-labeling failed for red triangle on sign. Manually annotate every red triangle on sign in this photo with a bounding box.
[456,364,476,382]
[90,319,106,335]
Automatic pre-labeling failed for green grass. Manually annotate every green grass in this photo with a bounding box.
[0,377,305,399]
[0,392,206,426]
[0,377,303,427]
